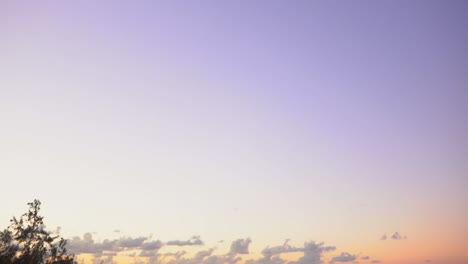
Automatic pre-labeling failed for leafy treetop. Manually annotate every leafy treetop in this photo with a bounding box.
[0,199,77,264]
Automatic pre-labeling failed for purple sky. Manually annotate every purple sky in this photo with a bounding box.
[1,1,467,264]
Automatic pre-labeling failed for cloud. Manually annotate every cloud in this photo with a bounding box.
[166,238,252,264]
[289,242,336,264]
[380,232,406,241]
[203,254,242,264]
[142,241,163,251]
[68,233,102,254]
[229,238,252,255]
[361,256,370,260]
[67,232,162,257]
[119,237,147,248]
[246,255,286,264]
[139,241,164,264]
[390,232,407,240]
[330,252,357,263]
[139,250,159,257]
[66,234,361,264]
[391,232,401,240]
[246,240,335,264]
[371,260,381,263]
[162,251,187,259]
[166,248,215,264]
[195,249,215,260]
[261,240,303,257]
[166,236,204,246]
[67,234,121,264]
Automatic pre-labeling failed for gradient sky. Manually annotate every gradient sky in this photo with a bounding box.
[1,1,467,264]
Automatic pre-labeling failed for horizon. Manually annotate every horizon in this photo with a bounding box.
[1,1,467,264]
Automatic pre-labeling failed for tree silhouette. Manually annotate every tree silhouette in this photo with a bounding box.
[0,199,76,264]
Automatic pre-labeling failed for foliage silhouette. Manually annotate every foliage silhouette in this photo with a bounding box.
[0,199,76,264]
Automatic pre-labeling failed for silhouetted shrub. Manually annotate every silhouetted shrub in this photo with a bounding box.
[0,200,76,264]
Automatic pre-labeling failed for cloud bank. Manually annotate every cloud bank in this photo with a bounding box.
[67,233,385,264]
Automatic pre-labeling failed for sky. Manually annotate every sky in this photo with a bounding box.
[0,1,467,264]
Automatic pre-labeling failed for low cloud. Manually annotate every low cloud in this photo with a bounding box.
[290,242,336,264]
[162,251,186,259]
[167,236,204,246]
[390,232,406,240]
[165,238,252,264]
[67,234,372,264]
[261,239,303,257]
[166,248,214,264]
[380,232,406,241]
[246,241,335,264]
[371,260,381,263]
[119,237,147,248]
[229,238,252,255]
[68,233,106,254]
[67,232,161,258]
[142,241,163,251]
[330,252,356,263]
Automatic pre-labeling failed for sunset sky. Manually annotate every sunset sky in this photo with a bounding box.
[1,1,467,264]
